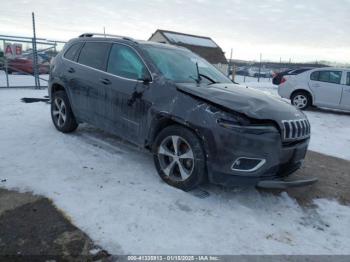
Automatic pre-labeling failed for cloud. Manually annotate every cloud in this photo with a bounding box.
[0,0,349,62]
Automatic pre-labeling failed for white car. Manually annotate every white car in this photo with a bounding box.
[278,67,350,110]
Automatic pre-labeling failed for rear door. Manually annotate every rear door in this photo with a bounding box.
[61,41,84,116]
[104,43,152,144]
[309,70,343,107]
[340,72,350,110]
[74,41,111,124]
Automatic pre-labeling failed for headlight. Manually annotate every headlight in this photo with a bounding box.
[207,105,277,131]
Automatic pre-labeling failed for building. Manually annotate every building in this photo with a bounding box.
[148,29,228,74]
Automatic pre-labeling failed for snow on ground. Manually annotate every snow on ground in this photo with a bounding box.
[0,88,350,255]
[235,76,350,161]
[0,70,48,87]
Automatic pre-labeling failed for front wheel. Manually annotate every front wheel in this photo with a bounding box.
[51,90,78,133]
[153,125,206,191]
[291,92,311,110]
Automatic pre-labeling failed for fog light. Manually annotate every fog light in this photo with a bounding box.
[231,157,266,172]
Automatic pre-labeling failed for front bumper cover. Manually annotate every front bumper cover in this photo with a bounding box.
[203,123,314,188]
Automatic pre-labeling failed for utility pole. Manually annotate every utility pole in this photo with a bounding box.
[32,12,40,89]
[103,27,106,37]
[229,48,233,79]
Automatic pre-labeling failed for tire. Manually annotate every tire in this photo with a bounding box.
[153,125,206,191]
[291,91,311,110]
[51,90,78,133]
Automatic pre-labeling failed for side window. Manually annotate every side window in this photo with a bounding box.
[311,71,342,84]
[77,42,111,71]
[347,73,350,86]
[64,42,82,61]
[310,71,319,81]
[319,71,342,84]
[107,44,149,80]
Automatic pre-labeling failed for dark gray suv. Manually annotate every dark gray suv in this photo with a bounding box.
[49,33,317,191]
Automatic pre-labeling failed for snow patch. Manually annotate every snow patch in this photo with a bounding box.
[0,88,349,254]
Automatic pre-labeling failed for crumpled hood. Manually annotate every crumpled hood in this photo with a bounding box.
[176,83,305,122]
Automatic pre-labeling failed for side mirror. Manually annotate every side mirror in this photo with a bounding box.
[142,75,151,85]
[139,68,152,84]
[139,71,151,84]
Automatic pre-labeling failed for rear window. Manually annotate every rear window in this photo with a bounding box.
[310,70,342,84]
[77,42,111,71]
[292,68,311,75]
[64,42,82,61]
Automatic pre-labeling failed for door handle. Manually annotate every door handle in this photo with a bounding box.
[100,78,111,85]
[68,67,75,73]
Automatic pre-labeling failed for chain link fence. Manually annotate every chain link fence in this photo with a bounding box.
[0,34,65,88]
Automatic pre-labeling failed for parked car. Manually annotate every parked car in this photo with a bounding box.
[7,55,49,75]
[278,67,350,110]
[273,68,313,85]
[49,33,317,191]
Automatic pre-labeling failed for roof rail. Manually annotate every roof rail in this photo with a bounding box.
[78,33,135,42]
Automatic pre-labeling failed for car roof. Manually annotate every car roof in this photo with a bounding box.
[68,34,191,52]
[310,67,349,71]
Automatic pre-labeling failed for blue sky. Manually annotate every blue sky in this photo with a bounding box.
[1,0,349,62]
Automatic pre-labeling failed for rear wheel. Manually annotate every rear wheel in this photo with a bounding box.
[153,125,206,191]
[291,91,311,110]
[51,90,78,133]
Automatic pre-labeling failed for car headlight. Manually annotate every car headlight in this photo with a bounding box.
[207,105,277,131]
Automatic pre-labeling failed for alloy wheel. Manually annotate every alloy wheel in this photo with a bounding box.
[52,97,67,127]
[293,94,307,109]
[157,135,195,181]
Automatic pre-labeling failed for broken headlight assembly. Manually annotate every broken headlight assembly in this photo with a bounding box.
[207,105,277,131]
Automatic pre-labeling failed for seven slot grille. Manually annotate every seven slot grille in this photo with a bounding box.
[282,119,310,140]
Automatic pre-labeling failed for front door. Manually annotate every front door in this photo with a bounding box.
[104,43,152,145]
[309,70,343,107]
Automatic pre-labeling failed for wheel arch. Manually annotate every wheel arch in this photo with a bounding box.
[290,89,313,105]
[50,81,77,119]
[146,114,210,157]
[51,83,66,96]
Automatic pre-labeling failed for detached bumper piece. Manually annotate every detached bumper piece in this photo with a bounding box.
[257,175,318,189]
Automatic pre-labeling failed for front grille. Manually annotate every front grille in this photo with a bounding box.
[282,119,310,140]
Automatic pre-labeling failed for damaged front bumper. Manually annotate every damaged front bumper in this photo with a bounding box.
[203,123,316,188]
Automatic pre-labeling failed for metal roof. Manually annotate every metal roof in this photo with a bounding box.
[162,32,218,48]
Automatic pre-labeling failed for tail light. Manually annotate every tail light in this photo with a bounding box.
[280,77,287,84]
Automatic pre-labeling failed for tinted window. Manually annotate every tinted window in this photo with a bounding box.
[347,73,350,86]
[311,71,342,84]
[319,71,342,84]
[64,42,82,61]
[78,42,111,71]
[107,44,148,80]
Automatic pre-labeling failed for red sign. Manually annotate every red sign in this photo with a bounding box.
[15,45,22,55]
[5,44,13,57]
[4,43,22,58]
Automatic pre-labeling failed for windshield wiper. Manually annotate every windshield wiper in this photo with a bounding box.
[199,73,217,85]
[188,62,201,84]
[189,62,218,85]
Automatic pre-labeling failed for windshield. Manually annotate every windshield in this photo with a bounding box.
[142,45,232,84]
